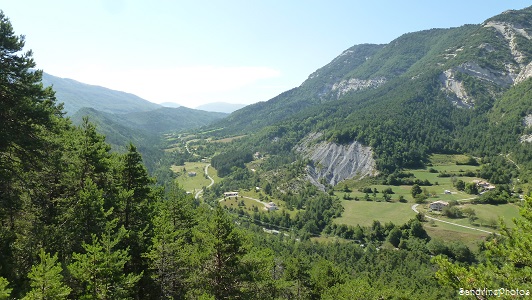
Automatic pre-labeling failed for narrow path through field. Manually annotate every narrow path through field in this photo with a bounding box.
[195,164,214,199]
[411,204,496,235]
[218,195,269,208]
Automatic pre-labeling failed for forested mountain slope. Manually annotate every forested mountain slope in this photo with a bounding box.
[72,106,227,135]
[210,6,532,185]
[215,7,532,137]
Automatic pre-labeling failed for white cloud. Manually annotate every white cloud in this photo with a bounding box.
[44,64,282,106]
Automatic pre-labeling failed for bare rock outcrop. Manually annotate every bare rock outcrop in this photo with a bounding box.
[331,77,386,99]
[520,114,532,143]
[441,21,532,108]
[484,21,532,84]
[295,133,378,190]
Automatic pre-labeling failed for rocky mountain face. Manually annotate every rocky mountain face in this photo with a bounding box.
[295,133,377,190]
[439,10,532,108]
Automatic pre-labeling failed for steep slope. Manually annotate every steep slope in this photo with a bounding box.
[214,44,385,134]
[42,72,161,115]
[210,6,532,187]
[71,107,155,149]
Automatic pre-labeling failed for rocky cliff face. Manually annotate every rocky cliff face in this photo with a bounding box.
[440,18,532,108]
[521,114,532,143]
[295,133,378,190]
[331,77,387,99]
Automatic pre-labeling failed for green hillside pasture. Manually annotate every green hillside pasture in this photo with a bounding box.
[171,162,212,193]
[429,154,473,165]
[418,202,520,230]
[337,185,415,202]
[423,221,489,250]
[219,190,298,218]
[334,200,416,227]
[220,197,265,212]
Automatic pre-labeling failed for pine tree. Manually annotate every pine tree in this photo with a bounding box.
[195,206,250,299]
[144,183,197,299]
[0,277,11,300]
[118,143,153,231]
[22,249,70,300]
[68,220,141,300]
[0,10,62,284]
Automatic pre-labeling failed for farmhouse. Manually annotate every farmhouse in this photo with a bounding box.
[224,191,239,197]
[429,200,449,211]
[264,202,278,211]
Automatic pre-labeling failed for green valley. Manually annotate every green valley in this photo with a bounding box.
[2,5,532,299]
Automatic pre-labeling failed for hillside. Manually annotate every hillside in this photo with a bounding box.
[205,6,532,188]
[42,72,161,115]
[72,106,227,141]
[71,106,227,171]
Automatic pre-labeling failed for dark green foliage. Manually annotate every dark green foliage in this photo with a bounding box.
[411,184,422,198]
[211,150,253,177]
[3,6,532,300]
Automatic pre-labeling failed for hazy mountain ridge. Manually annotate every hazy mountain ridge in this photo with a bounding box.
[72,106,227,135]
[42,72,161,115]
[195,102,246,113]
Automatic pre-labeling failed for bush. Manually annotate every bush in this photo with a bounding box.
[442,206,463,218]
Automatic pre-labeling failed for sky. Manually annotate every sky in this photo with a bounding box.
[1,1,531,108]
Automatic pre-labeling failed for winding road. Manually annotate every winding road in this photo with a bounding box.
[411,204,496,235]
[195,164,215,199]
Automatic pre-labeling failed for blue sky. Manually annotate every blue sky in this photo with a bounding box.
[1,1,530,108]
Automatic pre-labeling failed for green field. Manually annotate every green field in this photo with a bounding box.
[423,222,489,250]
[334,200,416,227]
[333,154,518,247]
[417,202,521,229]
[171,162,213,193]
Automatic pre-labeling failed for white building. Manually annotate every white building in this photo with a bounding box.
[264,202,278,211]
[429,200,449,211]
[224,191,239,197]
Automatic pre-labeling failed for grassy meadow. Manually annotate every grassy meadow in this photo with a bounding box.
[333,154,520,246]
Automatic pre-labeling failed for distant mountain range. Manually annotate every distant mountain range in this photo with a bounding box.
[159,102,181,108]
[42,72,245,116]
[41,72,161,115]
[40,72,228,171]
[195,102,246,113]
